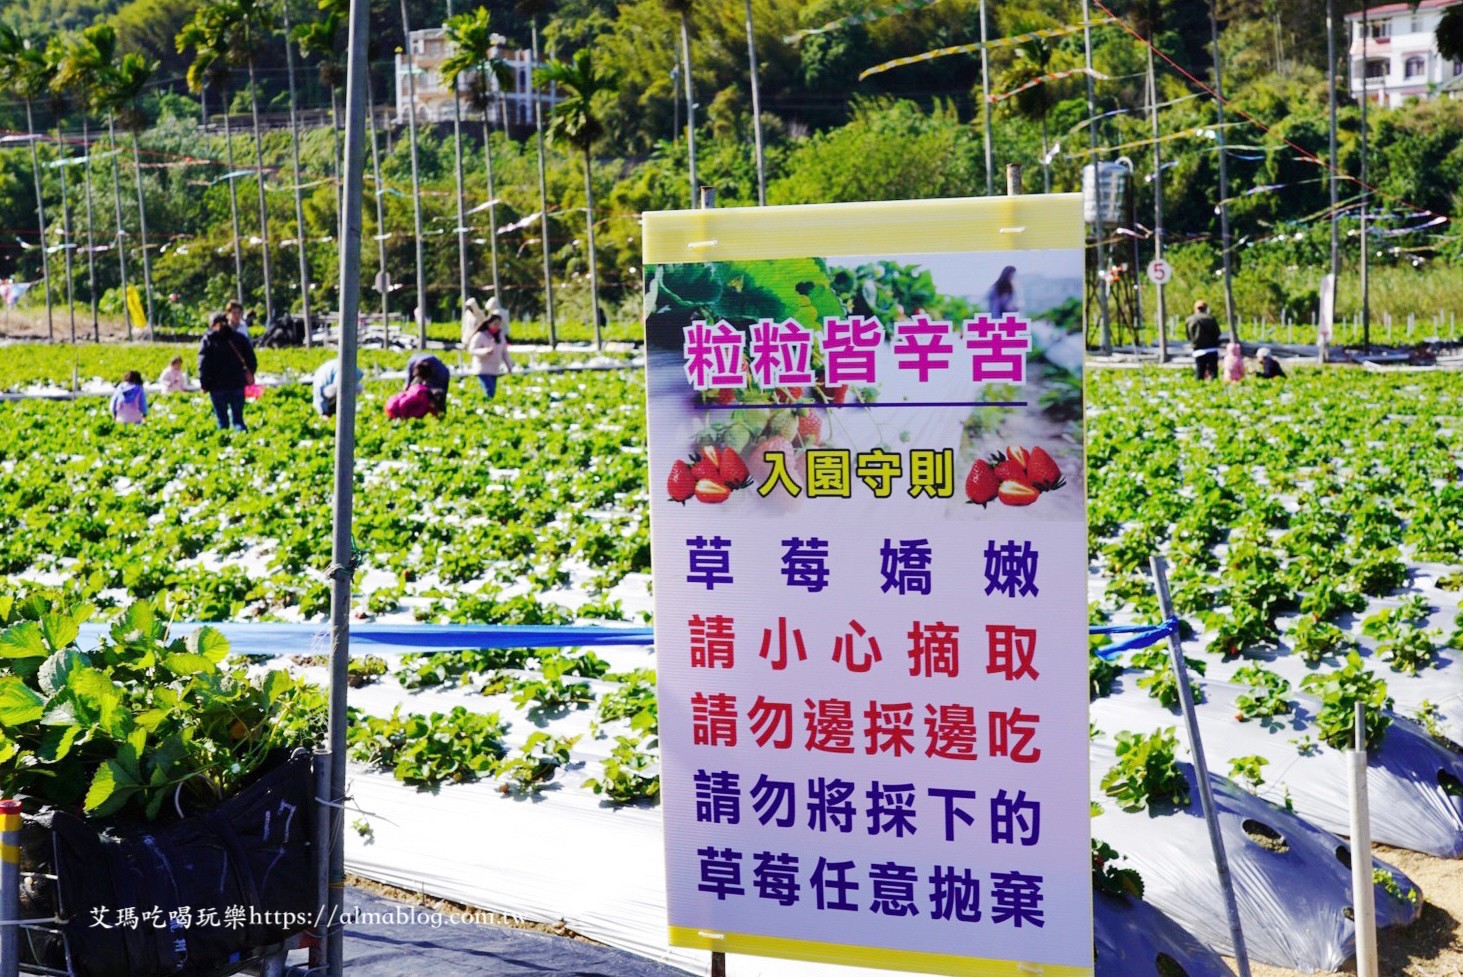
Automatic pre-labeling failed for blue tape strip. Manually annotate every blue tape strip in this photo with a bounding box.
[1089,617,1180,661]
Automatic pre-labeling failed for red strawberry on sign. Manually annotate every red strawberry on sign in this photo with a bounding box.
[991,452,1026,483]
[820,383,849,404]
[691,458,720,483]
[1007,445,1031,470]
[797,411,822,444]
[1026,446,1066,492]
[997,479,1040,506]
[965,459,999,506]
[667,460,695,503]
[718,446,750,488]
[694,479,731,504]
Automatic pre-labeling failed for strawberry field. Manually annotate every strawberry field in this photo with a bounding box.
[1,351,1462,973]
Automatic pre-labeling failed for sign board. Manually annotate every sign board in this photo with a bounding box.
[1146,258,1172,286]
[643,196,1092,976]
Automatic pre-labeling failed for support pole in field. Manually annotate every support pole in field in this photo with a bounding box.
[310,750,330,970]
[283,0,315,347]
[1082,0,1110,355]
[325,0,370,964]
[1206,0,1237,342]
[400,0,429,349]
[743,0,766,206]
[0,799,18,977]
[1150,556,1252,977]
[1350,701,1378,977]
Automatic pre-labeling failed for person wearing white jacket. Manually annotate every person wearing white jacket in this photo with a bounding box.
[467,313,512,399]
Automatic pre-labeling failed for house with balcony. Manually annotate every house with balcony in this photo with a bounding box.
[394,28,557,128]
[1346,0,1463,107]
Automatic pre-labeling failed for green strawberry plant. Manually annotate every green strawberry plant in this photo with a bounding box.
[1091,839,1145,899]
[496,732,580,794]
[1227,754,1269,791]
[1299,654,1393,750]
[347,705,508,787]
[1101,728,1191,813]
[1232,664,1293,721]
[583,731,660,804]
[0,594,323,820]
[1129,648,1205,709]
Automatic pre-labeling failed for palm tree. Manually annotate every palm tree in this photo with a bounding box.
[539,49,615,350]
[661,0,698,206]
[292,5,345,215]
[442,7,511,306]
[102,51,159,339]
[280,0,313,344]
[518,0,557,346]
[177,6,245,306]
[0,26,54,339]
[997,33,1060,193]
[178,0,278,325]
[51,28,110,341]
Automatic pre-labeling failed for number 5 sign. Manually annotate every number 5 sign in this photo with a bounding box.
[1146,258,1173,286]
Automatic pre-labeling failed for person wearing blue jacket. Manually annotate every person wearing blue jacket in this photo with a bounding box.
[110,371,148,424]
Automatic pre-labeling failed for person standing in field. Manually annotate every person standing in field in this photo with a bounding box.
[1222,341,1246,383]
[198,311,257,431]
[467,312,512,400]
[226,299,251,340]
[1186,300,1221,380]
[110,370,148,424]
[157,356,188,394]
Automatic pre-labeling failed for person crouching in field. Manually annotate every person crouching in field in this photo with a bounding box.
[198,311,258,431]
[1256,347,1286,379]
[385,361,443,420]
[158,356,188,394]
[1222,341,1246,383]
[110,371,148,424]
[467,312,512,400]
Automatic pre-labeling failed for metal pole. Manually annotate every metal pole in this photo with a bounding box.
[1149,44,1168,363]
[680,13,698,207]
[221,92,246,307]
[1207,0,1237,342]
[106,113,132,340]
[479,107,502,306]
[530,22,557,347]
[247,60,275,328]
[1082,0,1110,354]
[24,98,53,342]
[1350,701,1378,977]
[1359,5,1371,352]
[81,116,99,341]
[585,148,602,351]
[326,0,370,964]
[368,86,390,329]
[283,0,315,345]
[400,0,429,349]
[744,0,766,206]
[0,798,18,977]
[1150,555,1253,977]
[978,0,994,196]
[448,0,470,311]
[1006,163,1021,196]
[710,951,726,977]
[129,132,156,339]
[310,750,331,971]
[56,128,77,344]
[1326,0,1340,291]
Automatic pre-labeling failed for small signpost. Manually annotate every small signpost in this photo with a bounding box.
[1146,258,1173,286]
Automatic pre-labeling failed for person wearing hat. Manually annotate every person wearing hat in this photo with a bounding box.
[1256,346,1286,379]
[1185,300,1221,381]
[467,309,513,400]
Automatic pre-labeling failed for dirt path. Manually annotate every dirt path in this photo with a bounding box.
[1229,845,1463,976]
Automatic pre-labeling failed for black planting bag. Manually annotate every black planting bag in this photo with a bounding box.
[37,751,316,977]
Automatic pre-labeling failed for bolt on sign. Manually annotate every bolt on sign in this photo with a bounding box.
[643,195,1091,977]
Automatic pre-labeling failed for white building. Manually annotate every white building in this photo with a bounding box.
[394,28,556,127]
[1346,0,1463,107]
